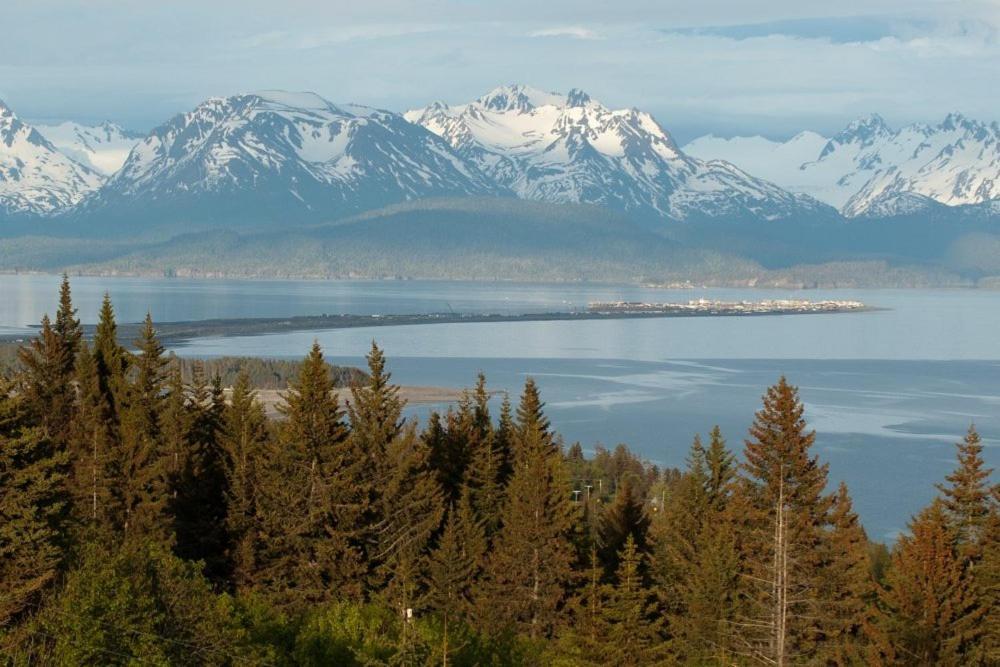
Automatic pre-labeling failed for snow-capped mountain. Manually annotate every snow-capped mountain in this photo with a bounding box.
[34,121,142,175]
[405,84,834,222]
[81,91,502,226]
[0,100,103,217]
[685,113,1000,217]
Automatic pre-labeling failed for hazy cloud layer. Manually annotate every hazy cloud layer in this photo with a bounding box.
[1,0,997,141]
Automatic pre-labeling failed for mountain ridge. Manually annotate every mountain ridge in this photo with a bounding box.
[685,112,1000,217]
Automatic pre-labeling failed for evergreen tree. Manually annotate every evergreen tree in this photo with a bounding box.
[818,483,894,665]
[515,377,550,451]
[348,341,404,453]
[347,341,405,571]
[652,432,739,663]
[427,495,483,665]
[67,343,115,533]
[173,363,229,581]
[737,377,833,663]
[92,292,127,424]
[427,407,473,505]
[462,374,504,538]
[255,342,364,608]
[16,316,73,444]
[480,380,576,639]
[882,500,984,664]
[938,425,993,561]
[597,474,650,575]
[494,391,515,485]
[220,371,270,592]
[704,425,737,511]
[599,535,666,666]
[371,423,444,643]
[980,485,1000,663]
[53,274,82,377]
[560,548,607,665]
[0,379,69,629]
[115,314,170,543]
[160,364,192,500]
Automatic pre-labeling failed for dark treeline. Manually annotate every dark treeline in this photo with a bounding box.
[1,277,999,666]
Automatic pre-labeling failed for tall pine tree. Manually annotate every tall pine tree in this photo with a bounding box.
[220,371,270,592]
[0,379,69,628]
[17,316,73,444]
[480,379,576,639]
[938,425,993,561]
[882,499,984,664]
[115,314,170,543]
[736,377,833,664]
[254,342,364,607]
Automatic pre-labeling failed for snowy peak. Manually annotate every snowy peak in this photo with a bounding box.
[686,112,1000,217]
[86,89,501,224]
[34,120,142,175]
[475,84,570,113]
[822,113,893,154]
[406,84,827,222]
[0,101,103,217]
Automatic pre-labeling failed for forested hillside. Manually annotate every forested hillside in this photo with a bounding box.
[1,279,998,664]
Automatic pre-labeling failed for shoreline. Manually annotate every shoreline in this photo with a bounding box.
[0,305,879,345]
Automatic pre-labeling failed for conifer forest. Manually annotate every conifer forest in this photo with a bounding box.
[1,278,998,666]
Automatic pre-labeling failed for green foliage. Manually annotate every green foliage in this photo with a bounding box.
[0,380,68,629]
[35,540,252,666]
[254,342,365,608]
[3,279,999,666]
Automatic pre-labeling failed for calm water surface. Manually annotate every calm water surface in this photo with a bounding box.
[3,274,999,540]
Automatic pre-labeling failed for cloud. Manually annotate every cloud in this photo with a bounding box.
[528,26,602,40]
[663,16,923,44]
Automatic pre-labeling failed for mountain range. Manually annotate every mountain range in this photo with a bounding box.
[3,86,999,228]
[1,86,1000,284]
[685,113,1000,217]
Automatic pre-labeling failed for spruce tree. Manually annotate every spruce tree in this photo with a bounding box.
[67,343,115,532]
[462,374,504,538]
[494,392,515,485]
[220,371,270,592]
[652,432,739,662]
[92,292,127,423]
[0,379,69,628]
[882,500,984,664]
[818,483,894,665]
[480,379,576,639]
[371,423,444,640]
[255,342,364,607]
[160,364,191,501]
[980,485,1000,663]
[347,341,404,570]
[427,496,482,664]
[173,363,229,581]
[17,316,73,444]
[115,313,170,543]
[53,274,82,376]
[597,474,650,575]
[428,407,473,505]
[599,535,666,666]
[705,425,737,511]
[737,377,833,663]
[938,425,993,561]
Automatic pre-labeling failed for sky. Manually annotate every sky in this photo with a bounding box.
[2,0,998,143]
